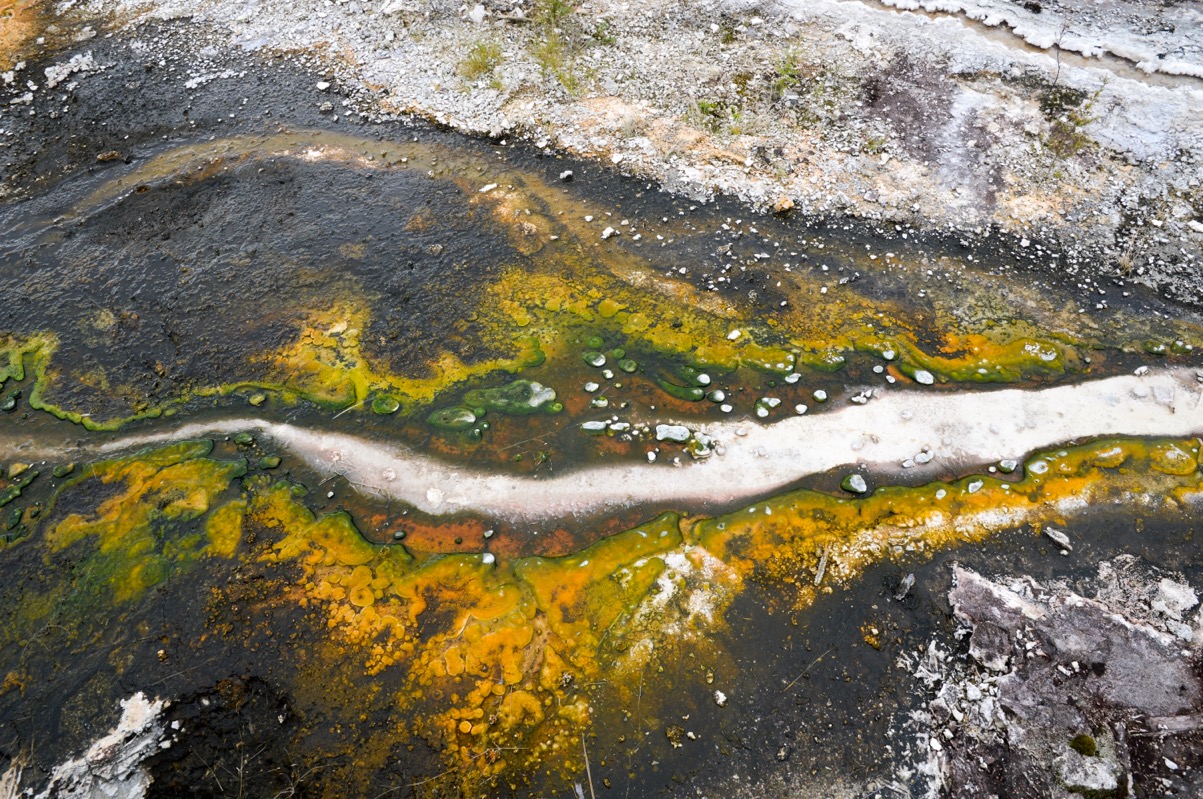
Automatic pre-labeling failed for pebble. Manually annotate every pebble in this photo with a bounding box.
[913,370,935,385]
[655,424,691,443]
[714,690,727,707]
[601,226,617,239]
[1044,526,1073,551]
[813,389,828,402]
[841,473,868,494]
[559,170,573,181]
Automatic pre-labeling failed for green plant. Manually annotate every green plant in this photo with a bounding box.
[862,135,888,155]
[1043,85,1100,158]
[590,19,616,45]
[535,0,575,28]
[688,98,748,135]
[532,34,585,94]
[458,40,503,82]
[771,51,803,103]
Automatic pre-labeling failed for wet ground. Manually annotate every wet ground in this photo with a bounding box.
[1,17,1203,799]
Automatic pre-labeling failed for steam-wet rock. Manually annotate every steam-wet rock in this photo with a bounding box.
[371,394,401,414]
[917,561,1203,796]
[655,424,691,443]
[463,380,557,415]
[34,693,166,799]
[1054,747,1122,795]
[581,420,608,435]
[1044,525,1073,551]
[427,407,477,431]
[841,473,868,494]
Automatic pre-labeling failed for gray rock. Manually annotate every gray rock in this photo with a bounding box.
[1054,748,1121,794]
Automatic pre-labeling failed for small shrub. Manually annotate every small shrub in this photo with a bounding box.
[532,34,584,94]
[535,0,575,28]
[1038,81,1103,159]
[458,40,503,81]
[590,19,616,45]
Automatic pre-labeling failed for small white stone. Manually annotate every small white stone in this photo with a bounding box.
[714,690,727,707]
[655,424,691,443]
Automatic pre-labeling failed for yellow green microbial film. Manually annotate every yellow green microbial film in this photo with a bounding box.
[0,131,1200,432]
[2,432,1201,794]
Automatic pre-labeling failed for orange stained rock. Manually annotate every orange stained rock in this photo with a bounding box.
[0,1,40,71]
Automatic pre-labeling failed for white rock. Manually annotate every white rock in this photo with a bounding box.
[655,424,691,443]
[1155,578,1199,619]
[1044,526,1073,551]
